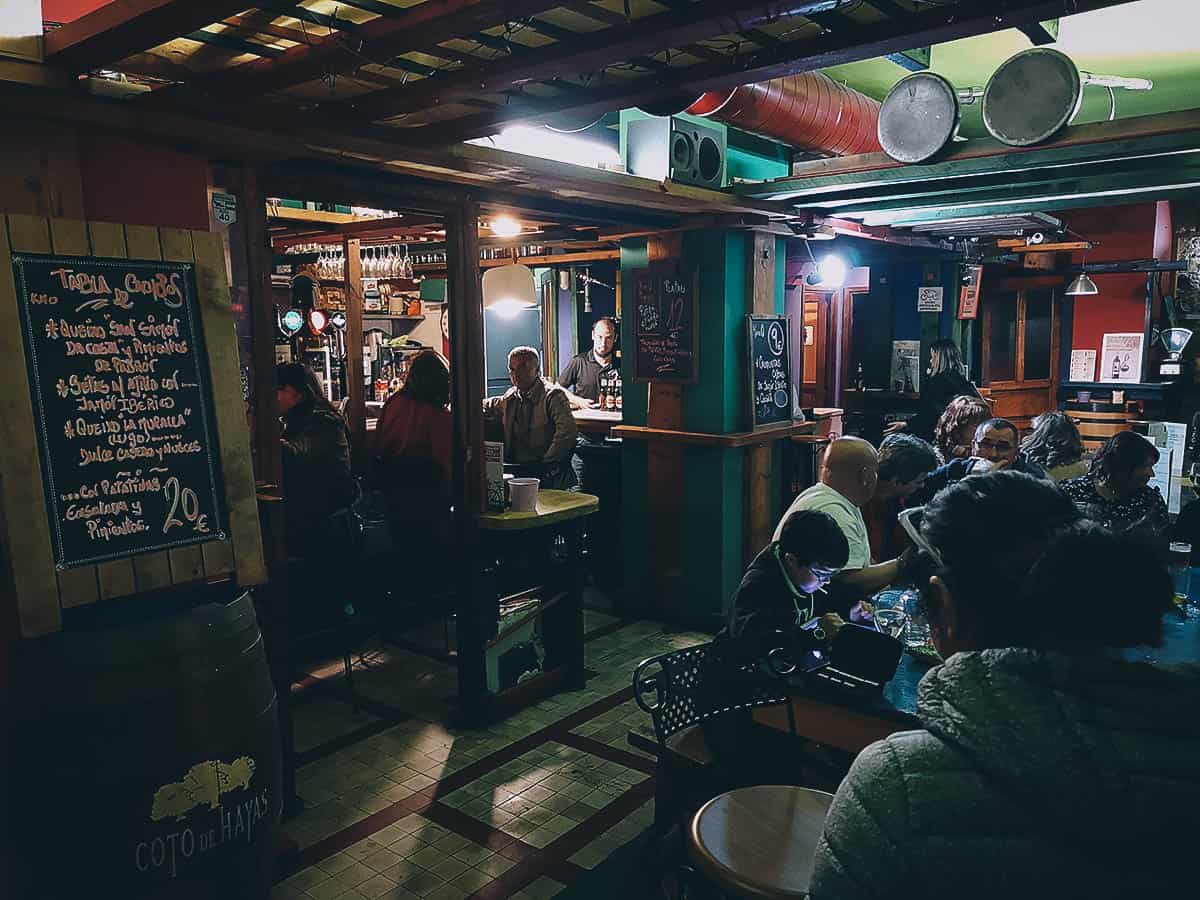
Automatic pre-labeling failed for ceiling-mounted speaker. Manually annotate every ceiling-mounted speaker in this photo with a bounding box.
[625,116,726,189]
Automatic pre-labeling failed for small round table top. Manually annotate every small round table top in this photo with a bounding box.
[687,785,834,900]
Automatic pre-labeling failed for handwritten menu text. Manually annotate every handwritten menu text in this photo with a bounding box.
[13,254,226,568]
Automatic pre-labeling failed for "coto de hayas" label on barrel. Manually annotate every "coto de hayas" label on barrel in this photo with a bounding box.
[12,253,226,569]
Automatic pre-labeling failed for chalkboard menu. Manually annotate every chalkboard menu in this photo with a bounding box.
[632,264,698,383]
[747,314,794,429]
[12,253,226,569]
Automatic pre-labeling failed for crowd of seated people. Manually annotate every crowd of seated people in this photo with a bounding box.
[719,408,1194,898]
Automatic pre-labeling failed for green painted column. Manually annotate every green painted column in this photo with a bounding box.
[618,231,786,628]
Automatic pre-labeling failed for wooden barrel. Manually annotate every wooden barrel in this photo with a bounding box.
[1065,400,1131,453]
[10,584,281,899]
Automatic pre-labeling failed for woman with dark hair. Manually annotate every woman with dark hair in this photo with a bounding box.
[1021,411,1086,481]
[276,362,359,560]
[1061,431,1168,543]
[373,351,452,480]
[372,351,453,554]
[932,394,992,462]
[811,471,1196,900]
[887,338,979,441]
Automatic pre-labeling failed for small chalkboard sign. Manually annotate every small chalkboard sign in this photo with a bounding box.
[632,264,698,383]
[12,253,227,569]
[747,314,793,430]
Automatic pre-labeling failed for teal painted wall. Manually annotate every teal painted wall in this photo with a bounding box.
[618,231,788,625]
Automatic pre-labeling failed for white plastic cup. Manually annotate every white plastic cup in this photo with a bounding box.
[508,478,540,512]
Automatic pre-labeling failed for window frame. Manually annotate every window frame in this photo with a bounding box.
[981,286,1057,389]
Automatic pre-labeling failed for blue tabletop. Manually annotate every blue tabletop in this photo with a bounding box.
[879,610,1199,716]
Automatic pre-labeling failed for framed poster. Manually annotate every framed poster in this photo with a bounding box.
[1069,349,1097,382]
[1098,333,1144,384]
[891,340,920,393]
[917,286,944,312]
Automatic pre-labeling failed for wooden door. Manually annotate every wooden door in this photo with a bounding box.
[800,288,851,408]
[980,285,1061,432]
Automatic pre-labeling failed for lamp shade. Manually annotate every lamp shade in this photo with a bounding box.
[1065,272,1099,296]
[482,263,537,317]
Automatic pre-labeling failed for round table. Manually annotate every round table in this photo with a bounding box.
[687,785,834,899]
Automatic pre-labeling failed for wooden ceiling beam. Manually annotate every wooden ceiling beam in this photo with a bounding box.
[413,0,1141,144]
[145,0,573,105]
[45,0,257,71]
[329,0,841,122]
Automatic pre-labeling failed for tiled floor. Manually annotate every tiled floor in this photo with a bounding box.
[273,613,706,900]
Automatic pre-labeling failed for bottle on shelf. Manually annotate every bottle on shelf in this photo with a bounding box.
[598,383,609,412]
[854,362,865,391]
[615,381,623,412]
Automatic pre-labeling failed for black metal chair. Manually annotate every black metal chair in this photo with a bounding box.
[632,639,797,833]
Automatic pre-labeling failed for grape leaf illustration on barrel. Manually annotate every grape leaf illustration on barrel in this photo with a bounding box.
[12,253,227,569]
[633,265,698,383]
[747,314,794,429]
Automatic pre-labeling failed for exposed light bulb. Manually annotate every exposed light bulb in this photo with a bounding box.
[490,216,522,238]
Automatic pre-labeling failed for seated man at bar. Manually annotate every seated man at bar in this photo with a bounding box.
[811,471,1194,900]
[917,417,1046,502]
[865,434,940,563]
[557,317,618,409]
[483,346,578,490]
[773,437,919,606]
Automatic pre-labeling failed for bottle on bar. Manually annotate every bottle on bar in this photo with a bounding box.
[615,380,623,412]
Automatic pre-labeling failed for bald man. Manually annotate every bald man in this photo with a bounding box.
[773,436,910,597]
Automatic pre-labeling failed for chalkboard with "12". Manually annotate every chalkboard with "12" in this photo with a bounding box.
[747,314,794,430]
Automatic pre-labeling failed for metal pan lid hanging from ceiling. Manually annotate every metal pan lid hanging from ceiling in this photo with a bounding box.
[877,71,961,164]
[982,47,1083,147]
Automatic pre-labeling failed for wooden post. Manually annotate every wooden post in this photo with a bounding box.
[745,231,776,565]
[446,200,487,718]
[343,236,366,466]
[241,167,282,487]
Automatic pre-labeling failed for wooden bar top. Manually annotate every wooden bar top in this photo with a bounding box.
[613,420,813,448]
[478,490,599,531]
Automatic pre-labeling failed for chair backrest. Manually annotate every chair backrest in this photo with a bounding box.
[633,640,791,745]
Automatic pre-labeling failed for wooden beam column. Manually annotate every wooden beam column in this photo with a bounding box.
[744,231,777,566]
[446,199,487,715]
[343,237,366,465]
[242,168,282,487]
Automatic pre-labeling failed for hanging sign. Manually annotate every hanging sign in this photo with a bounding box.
[11,253,227,569]
[917,286,944,312]
[211,192,238,226]
[958,265,983,319]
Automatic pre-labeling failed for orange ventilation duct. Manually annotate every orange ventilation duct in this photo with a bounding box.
[688,72,883,157]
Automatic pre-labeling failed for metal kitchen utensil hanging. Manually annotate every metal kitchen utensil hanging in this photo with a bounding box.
[877,71,963,164]
[983,47,1152,147]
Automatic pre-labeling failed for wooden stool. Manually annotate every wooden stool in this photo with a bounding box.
[687,785,834,899]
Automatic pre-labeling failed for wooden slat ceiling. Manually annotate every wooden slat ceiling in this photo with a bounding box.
[44,0,1142,149]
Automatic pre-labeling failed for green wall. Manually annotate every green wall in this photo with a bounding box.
[618,232,787,627]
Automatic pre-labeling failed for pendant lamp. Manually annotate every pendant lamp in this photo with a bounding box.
[1065,272,1099,296]
[482,263,537,318]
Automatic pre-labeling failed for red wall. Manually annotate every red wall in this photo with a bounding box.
[42,1,109,23]
[1067,203,1158,354]
[80,135,211,231]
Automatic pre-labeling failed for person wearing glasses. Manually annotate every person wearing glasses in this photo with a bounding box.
[810,471,1194,900]
[728,509,851,643]
[916,417,1047,503]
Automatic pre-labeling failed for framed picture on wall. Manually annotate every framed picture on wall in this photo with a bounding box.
[1098,333,1144,384]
